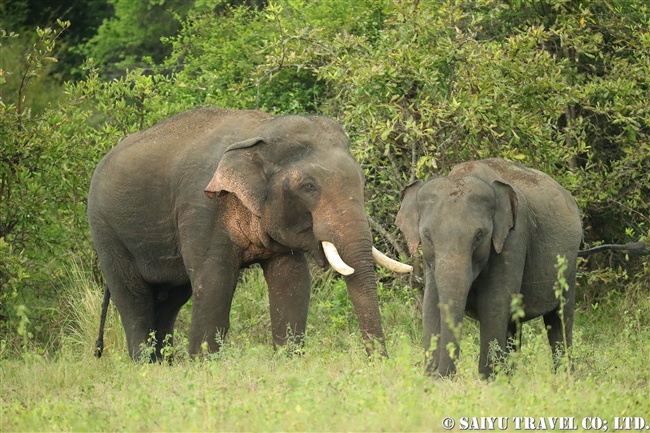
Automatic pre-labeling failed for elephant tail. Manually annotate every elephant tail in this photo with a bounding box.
[95,285,111,358]
[578,241,649,257]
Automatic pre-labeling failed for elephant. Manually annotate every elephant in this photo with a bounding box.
[396,158,582,378]
[88,107,411,361]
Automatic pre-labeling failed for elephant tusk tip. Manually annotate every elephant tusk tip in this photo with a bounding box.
[390,263,413,273]
[371,246,413,273]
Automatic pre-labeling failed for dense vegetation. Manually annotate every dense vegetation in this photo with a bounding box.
[1,0,648,429]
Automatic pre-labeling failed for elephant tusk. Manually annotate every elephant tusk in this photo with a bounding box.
[372,247,413,273]
[321,241,355,276]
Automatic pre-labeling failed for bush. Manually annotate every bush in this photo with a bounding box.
[1,0,648,355]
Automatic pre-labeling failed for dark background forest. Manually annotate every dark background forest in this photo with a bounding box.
[1,0,648,354]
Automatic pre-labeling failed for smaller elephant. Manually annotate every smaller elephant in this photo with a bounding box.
[396,159,582,378]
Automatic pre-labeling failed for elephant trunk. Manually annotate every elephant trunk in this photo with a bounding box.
[340,236,386,356]
[314,210,386,356]
[430,253,473,376]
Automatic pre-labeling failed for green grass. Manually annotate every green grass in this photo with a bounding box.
[1,262,649,431]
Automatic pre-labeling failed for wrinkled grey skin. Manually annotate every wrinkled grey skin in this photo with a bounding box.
[396,159,582,378]
[88,108,385,360]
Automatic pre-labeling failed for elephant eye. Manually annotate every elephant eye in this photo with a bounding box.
[302,182,317,192]
[473,230,484,245]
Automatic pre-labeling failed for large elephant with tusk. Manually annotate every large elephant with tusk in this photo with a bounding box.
[88,108,411,360]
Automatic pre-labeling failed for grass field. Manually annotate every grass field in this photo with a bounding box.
[1,262,649,431]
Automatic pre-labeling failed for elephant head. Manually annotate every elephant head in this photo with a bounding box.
[204,115,411,353]
[396,175,517,375]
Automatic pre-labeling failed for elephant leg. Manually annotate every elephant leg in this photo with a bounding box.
[507,320,521,352]
[476,269,524,378]
[188,263,239,356]
[477,308,510,379]
[422,269,442,375]
[261,253,311,350]
[108,276,156,361]
[473,240,527,379]
[543,306,574,371]
[544,258,576,372]
[499,320,522,376]
[93,236,157,361]
[154,284,192,361]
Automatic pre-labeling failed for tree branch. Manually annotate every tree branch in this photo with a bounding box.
[367,214,408,260]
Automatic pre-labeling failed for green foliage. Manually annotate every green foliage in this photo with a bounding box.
[0,25,69,114]
[0,0,114,82]
[161,2,273,109]
[0,1,29,34]
[0,21,177,351]
[69,63,191,137]
[77,0,197,78]
[0,238,29,354]
[253,0,649,262]
[0,21,98,349]
[160,0,392,112]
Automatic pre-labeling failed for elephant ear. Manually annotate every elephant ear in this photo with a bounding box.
[491,179,518,254]
[395,180,424,255]
[205,137,268,217]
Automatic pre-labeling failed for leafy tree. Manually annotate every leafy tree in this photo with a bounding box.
[160,0,389,112]
[77,0,197,78]
[0,0,113,81]
[253,0,649,250]
[0,21,90,347]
